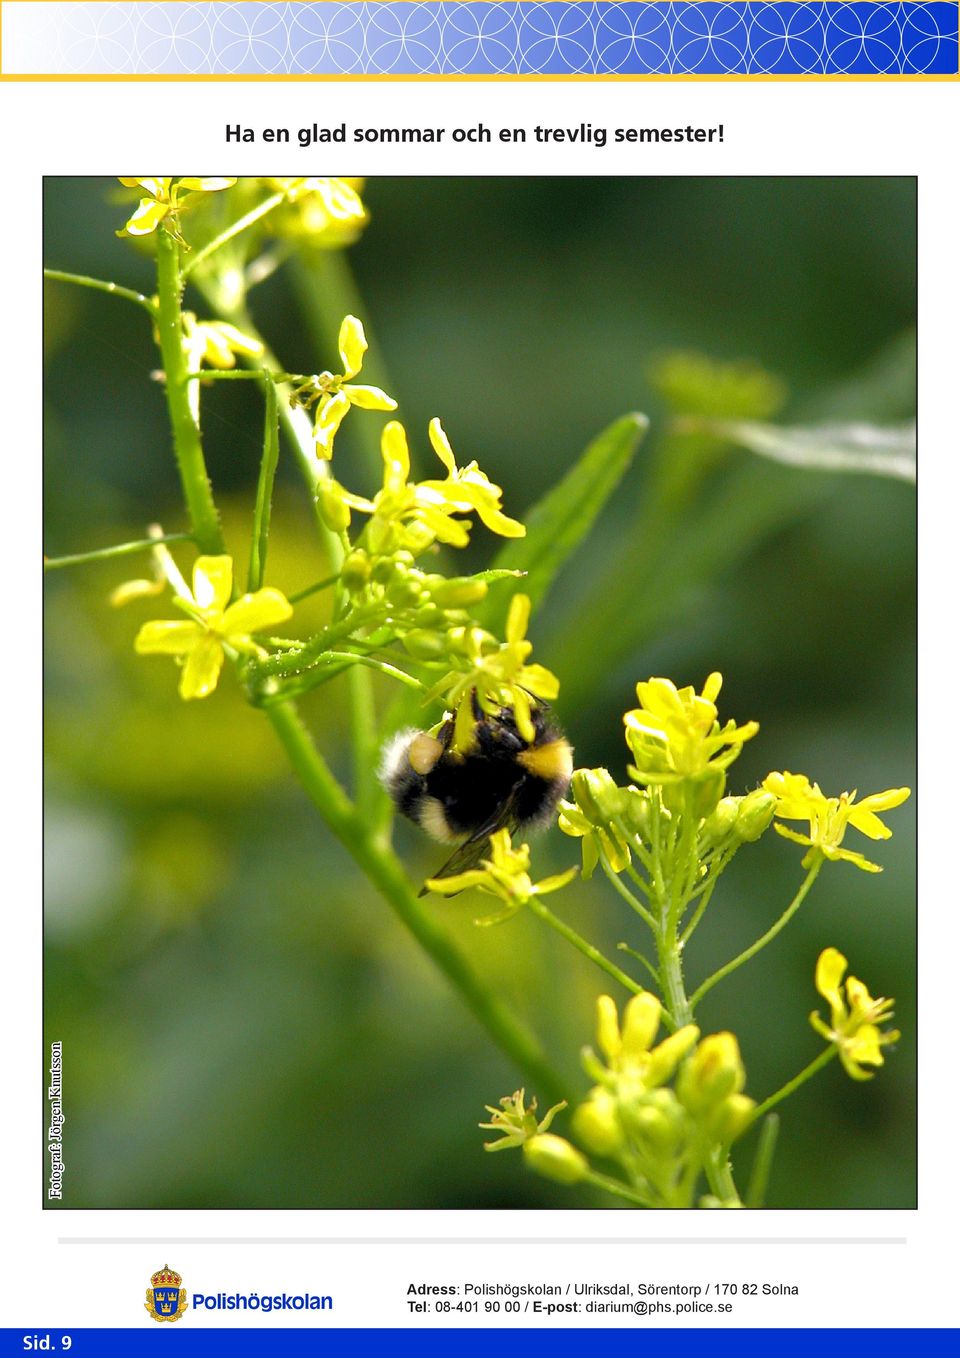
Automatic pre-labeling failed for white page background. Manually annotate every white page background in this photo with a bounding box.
[6,77,950,1329]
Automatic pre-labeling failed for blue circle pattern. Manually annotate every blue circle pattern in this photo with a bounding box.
[20,1,960,73]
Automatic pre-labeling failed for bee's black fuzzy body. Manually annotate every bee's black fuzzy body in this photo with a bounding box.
[380,701,573,884]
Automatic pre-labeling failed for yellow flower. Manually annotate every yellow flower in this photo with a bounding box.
[810,947,899,1080]
[300,315,397,457]
[479,1089,566,1152]
[319,418,525,564]
[267,177,369,247]
[182,313,264,371]
[624,673,758,802]
[426,827,577,922]
[117,177,236,237]
[134,554,292,700]
[425,594,559,746]
[763,771,910,872]
[588,992,700,1090]
[419,419,525,539]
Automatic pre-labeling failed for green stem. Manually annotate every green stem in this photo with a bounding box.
[250,605,388,678]
[289,574,342,604]
[43,267,156,316]
[525,896,644,997]
[702,1146,741,1205]
[266,700,569,1107]
[584,1169,656,1208]
[186,368,303,383]
[154,229,225,555]
[600,856,657,931]
[749,1046,837,1124]
[44,532,192,571]
[690,857,823,1009]
[615,942,661,989]
[656,927,692,1028]
[248,378,279,591]
[181,190,287,280]
[680,873,720,947]
[745,1114,780,1208]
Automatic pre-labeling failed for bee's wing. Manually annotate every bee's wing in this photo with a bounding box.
[419,795,520,897]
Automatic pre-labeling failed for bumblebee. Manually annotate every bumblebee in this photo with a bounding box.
[380,695,573,890]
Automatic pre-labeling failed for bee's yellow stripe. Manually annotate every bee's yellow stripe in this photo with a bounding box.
[517,740,573,782]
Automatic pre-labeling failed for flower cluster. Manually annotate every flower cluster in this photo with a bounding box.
[624,672,758,815]
[811,947,899,1080]
[763,771,910,873]
[321,416,524,551]
[493,993,757,1208]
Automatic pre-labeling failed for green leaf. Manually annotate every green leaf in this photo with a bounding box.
[477,412,648,629]
[681,418,916,484]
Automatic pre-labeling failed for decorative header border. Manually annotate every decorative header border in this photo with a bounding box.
[1,1,957,77]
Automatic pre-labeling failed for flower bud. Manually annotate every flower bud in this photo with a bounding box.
[367,516,400,556]
[645,1024,700,1086]
[522,1134,588,1185]
[340,549,370,593]
[595,995,622,1063]
[386,574,422,607]
[571,1091,623,1157]
[707,1093,756,1145]
[399,520,435,555]
[628,1091,686,1156]
[371,557,396,584]
[621,992,661,1059]
[402,630,447,661]
[317,482,351,533]
[621,787,652,839]
[690,767,726,819]
[427,576,489,608]
[677,1033,745,1113]
[414,603,446,629]
[701,796,740,849]
[573,768,624,826]
[733,789,776,843]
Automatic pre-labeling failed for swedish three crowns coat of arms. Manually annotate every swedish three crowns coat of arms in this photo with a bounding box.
[145,1264,189,1322]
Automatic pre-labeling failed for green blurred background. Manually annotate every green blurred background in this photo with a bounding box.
[44,177,916,1209]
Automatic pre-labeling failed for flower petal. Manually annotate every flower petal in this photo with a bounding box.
[338,315,367,379]
[178,177,236,192]
[815,947,847,1010]
[506,593,531,645]
[134,620,202,655]
[221,588,293,636]
[342,383,397,411]
[123,198,169,236]
[179,635,224,700]
[428,417,457,475]
[532,867,580,896]
[193,555,233,612]
[314,391,350,455]
[381,420,411,491]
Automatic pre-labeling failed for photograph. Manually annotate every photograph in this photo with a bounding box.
[43,174,916,1211]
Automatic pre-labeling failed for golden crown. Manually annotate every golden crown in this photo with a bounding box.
[150,1265,182,1288]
